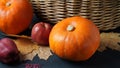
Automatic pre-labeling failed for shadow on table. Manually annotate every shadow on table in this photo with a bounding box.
[16,49,120,68]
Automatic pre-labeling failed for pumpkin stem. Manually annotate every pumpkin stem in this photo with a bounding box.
[67,25,75,31]
[6,2,11,7]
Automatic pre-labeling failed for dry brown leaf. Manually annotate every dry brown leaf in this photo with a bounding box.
[13,38,39,55]
[38,46,52,60]
[23,46,52,60]
[13,38,52,61]
[98,33,120,52]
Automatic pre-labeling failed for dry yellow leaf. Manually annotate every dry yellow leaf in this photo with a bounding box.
[98,33,120,52]
[13,38,39,55]
[23,46,52,60]
[13,37,52,61]
[38,46,52,60]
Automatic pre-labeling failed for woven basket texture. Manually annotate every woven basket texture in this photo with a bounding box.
[30,0,120,30]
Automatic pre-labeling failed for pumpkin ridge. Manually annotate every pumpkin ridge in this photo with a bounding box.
[63,32,69,59]
[63,32,77,60]
[3,13,8,33]
[73,32,82,60]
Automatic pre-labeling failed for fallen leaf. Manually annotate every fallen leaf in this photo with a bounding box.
[13,38,52,61]
[38,46,52,60]
[98,33,120,52]
[13,38,39,55]
[23,46,52,60]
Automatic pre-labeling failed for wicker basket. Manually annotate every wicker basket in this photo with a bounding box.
[30,0,120,30]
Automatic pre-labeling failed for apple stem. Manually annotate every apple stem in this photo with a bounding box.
[67,25,75,31]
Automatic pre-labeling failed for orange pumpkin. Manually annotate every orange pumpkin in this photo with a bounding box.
[0,0,33,34]
[49,16,100,61]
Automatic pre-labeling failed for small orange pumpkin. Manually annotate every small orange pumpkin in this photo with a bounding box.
[49,16,100,61]
[0,0,33,34]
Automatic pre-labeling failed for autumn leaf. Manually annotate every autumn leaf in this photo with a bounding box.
[13,38,52,61]
[98,33,120,52]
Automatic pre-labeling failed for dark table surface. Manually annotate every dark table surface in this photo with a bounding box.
[0,15,120,68]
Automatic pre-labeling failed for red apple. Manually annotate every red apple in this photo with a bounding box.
[0,38,20,64]
[31,22,52,45]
